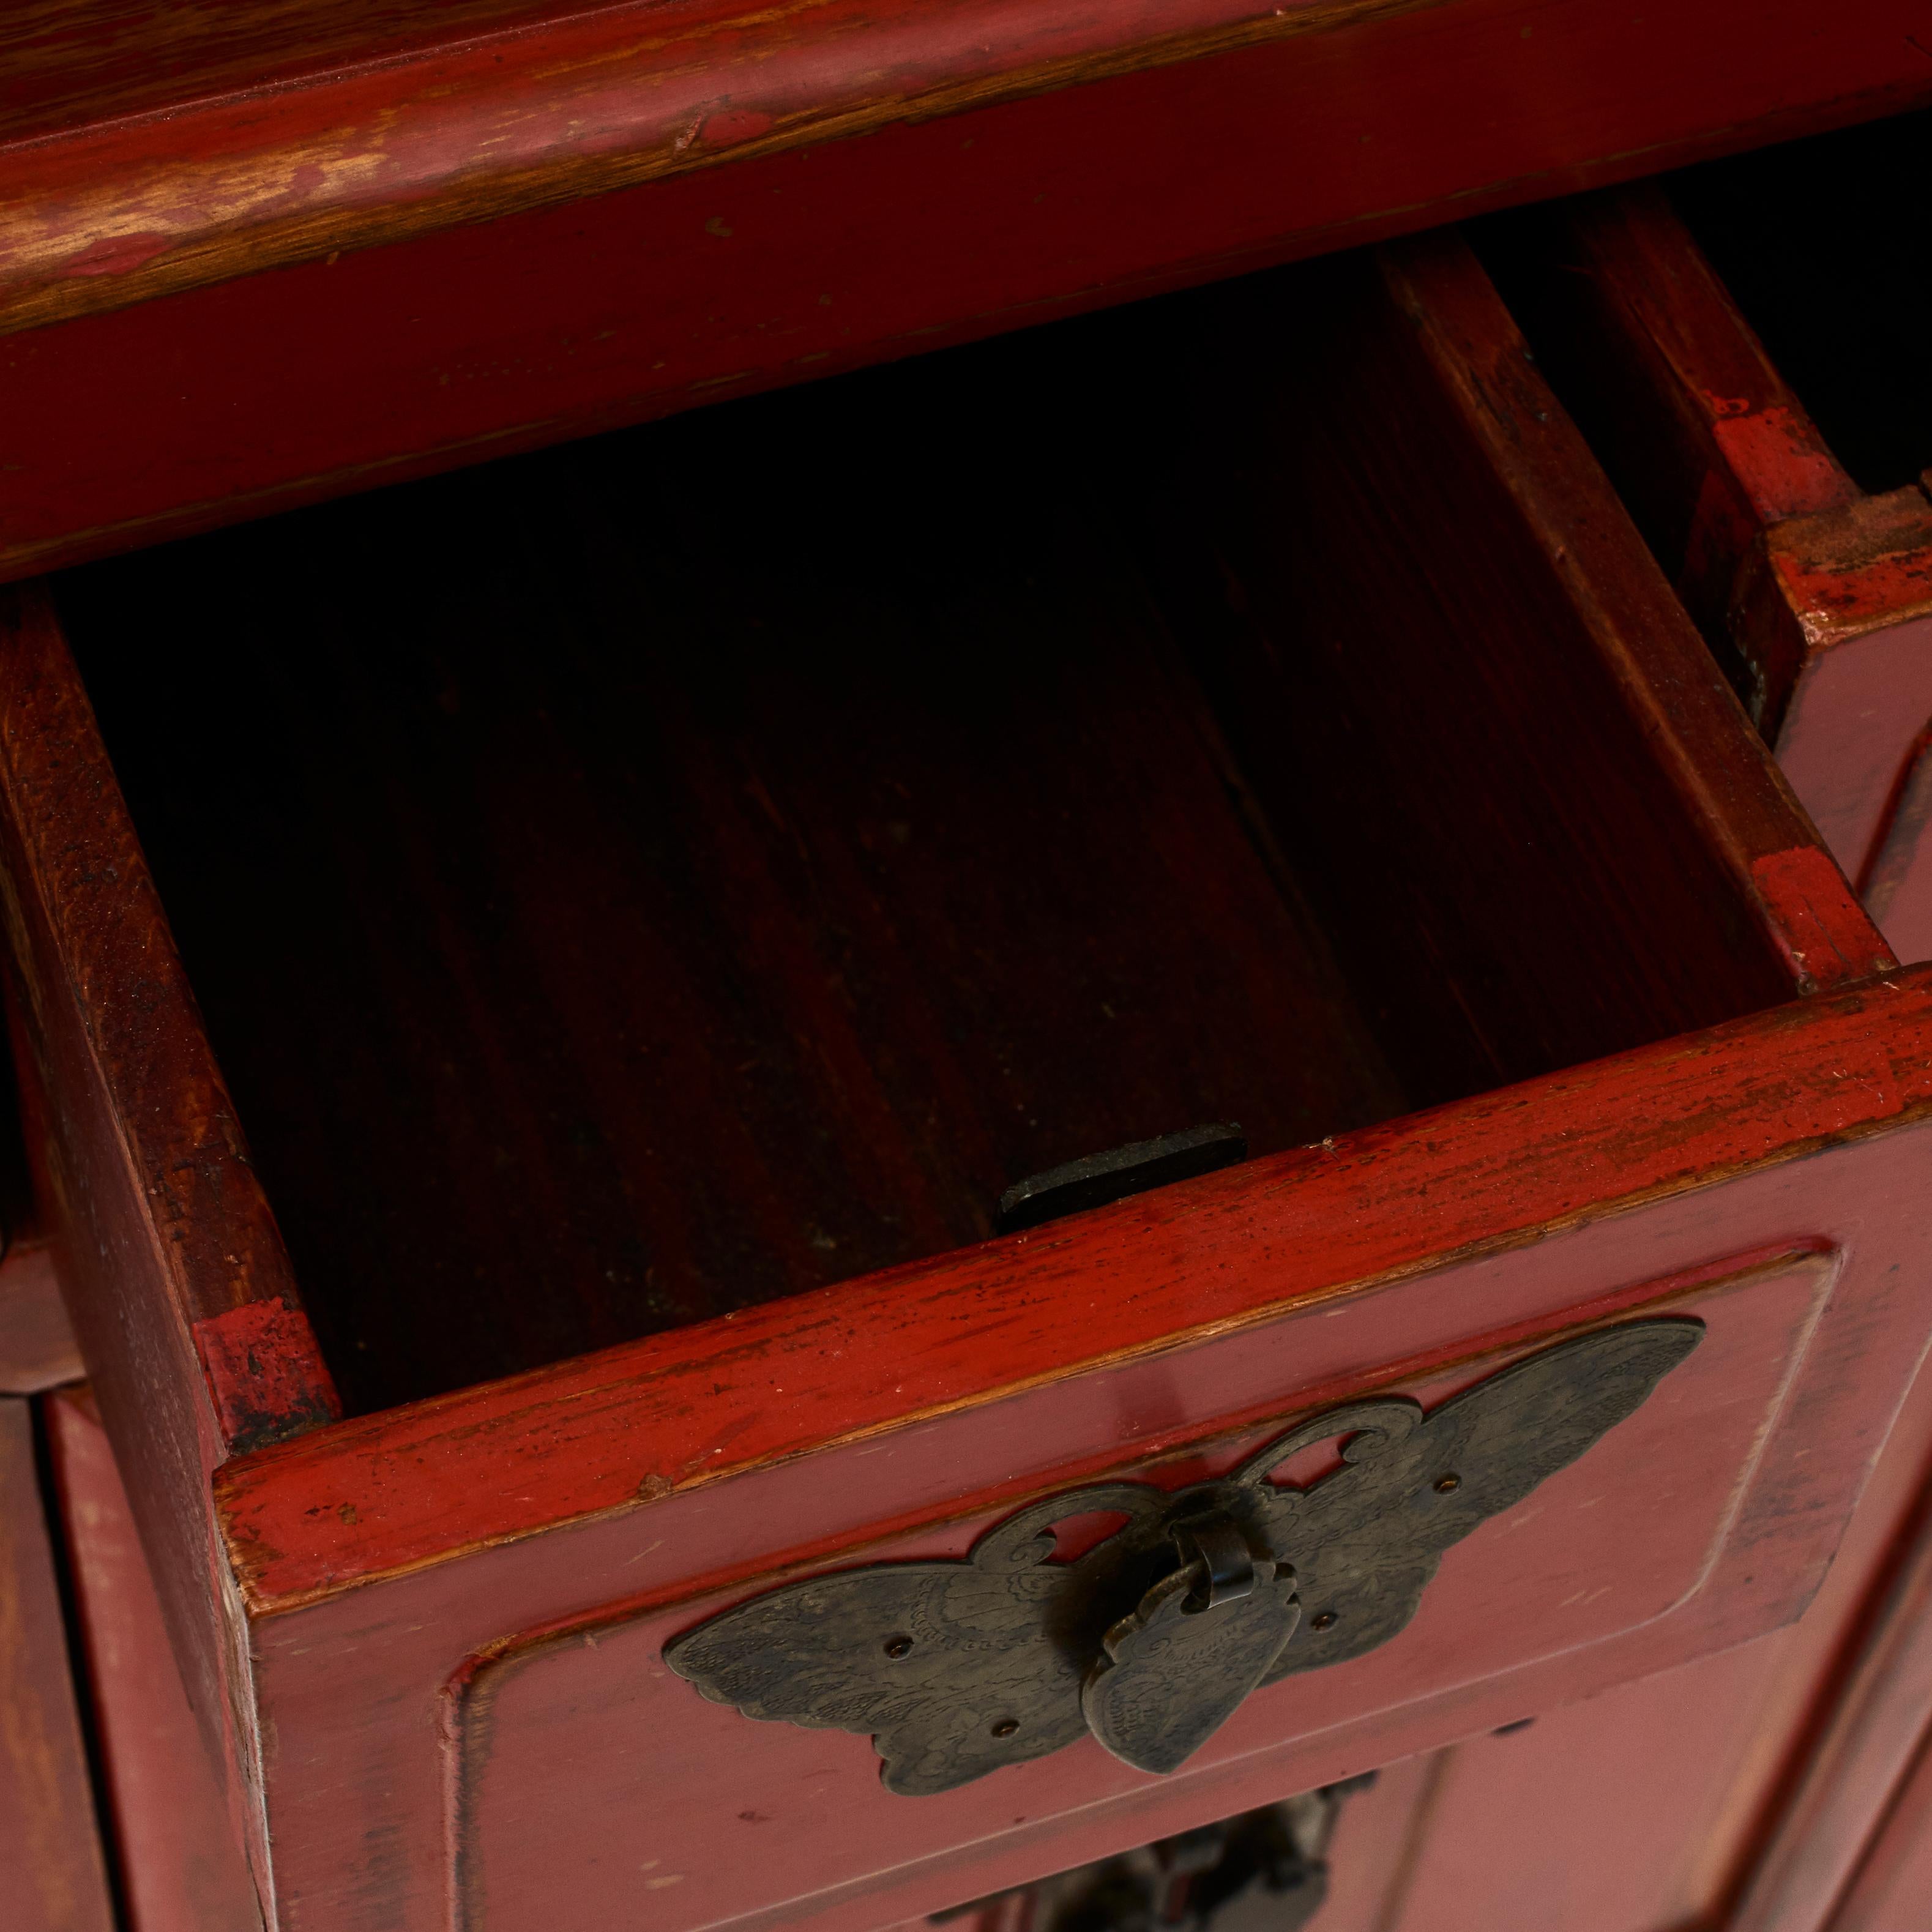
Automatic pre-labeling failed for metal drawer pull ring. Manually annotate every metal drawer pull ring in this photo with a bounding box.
[664,1319,1701,1794]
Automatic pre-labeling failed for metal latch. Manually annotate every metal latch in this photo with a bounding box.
[665,1320,1699,1793]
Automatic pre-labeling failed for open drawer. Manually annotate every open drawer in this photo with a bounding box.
[1474,113,1932,962]
[4,229,1932,1932]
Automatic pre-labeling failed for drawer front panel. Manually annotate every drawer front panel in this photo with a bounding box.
[232,1068,1932,1932]
[453,1252,1830,1932]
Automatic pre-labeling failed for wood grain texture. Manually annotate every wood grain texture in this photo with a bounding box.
[0,586,338,1427]
[1162,233,1886,1057]
[7,0,1932,584]
[1475,182,1857,663]
[9,229,1925,1932]
[54,370,1406,1411]
[0,581,337,1880]
[1671,108,1932,502]
[45,1386,264,1932]
[1734,498,1932,924]
[49,234,1885,1419]
[0,1397,116,1932]
[3,0,579,140]
[213,969,1932,1614]
[0,0,1428,336]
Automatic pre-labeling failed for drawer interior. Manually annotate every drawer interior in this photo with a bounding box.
[50,248,1806,1416]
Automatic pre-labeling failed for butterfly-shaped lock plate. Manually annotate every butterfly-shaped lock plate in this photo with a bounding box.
[665,1319,1701,1794]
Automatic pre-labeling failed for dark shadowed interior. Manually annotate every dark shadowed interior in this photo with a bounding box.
[53,251,1794,1414]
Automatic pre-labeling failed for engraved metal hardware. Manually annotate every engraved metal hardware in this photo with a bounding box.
[665,1319,1701,1794]
[1083,1509,1297,1777]
[934,1776,1377,1932]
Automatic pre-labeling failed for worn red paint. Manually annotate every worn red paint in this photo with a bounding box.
[1710,405,1857,525]
[1766,492,1932,645]
[192,1298,342,1452]
[1518,188,1932,961]
[1,0,1420,329]
[1750,846,1896,993]
[215,971,1932,1611]
[7,193,1932,1925]
[6,0,1932,581]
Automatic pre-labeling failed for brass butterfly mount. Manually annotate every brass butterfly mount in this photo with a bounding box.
[665,1320,1701,1794]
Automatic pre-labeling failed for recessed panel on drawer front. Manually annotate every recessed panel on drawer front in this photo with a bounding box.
[456,1253,1828,1932]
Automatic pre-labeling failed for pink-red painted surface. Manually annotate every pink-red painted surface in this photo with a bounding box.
[0,1238,81,1395]
[447,1256,1821,1932]
[0,1396,115,1932]
[45,1387,263,1932]
[1825,1731,1932,1932]
[9,207,1932,1930]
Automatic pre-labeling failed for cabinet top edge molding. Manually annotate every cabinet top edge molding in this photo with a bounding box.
[0,0,1422,337]
[8,0,1932,343]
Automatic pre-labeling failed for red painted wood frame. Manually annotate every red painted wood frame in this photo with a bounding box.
[5,1,1932,583]
[0,1395,116,1932]
[1480,183,1932,964]
[6,227,1932,1932]
[44,1386,264,1932]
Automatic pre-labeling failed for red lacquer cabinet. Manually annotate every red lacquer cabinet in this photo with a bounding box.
[12,15,1932,1932]
[9,220,1932,1932]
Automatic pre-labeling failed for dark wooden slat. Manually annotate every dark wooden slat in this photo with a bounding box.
[0,586,340,1835]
